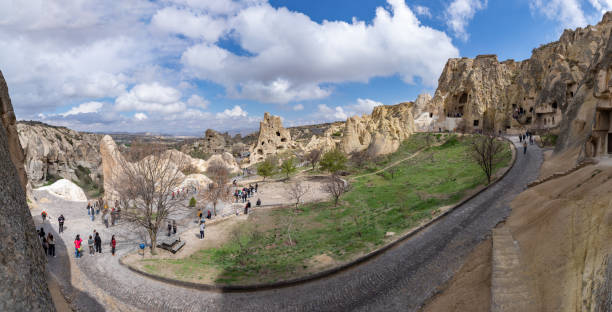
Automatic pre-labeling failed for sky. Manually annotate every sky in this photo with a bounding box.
[0,0,611,136]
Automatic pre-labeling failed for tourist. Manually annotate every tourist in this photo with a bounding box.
[199,221,205,239]
[519,134,522,142]
[88,235,95,256]
[244,201,251,215]
[197,209,203,223]
[38,227,46,241]
[41,233,48,255]
[41,210,47,223]
[91,208,95,222]
[206,210,211,219]
[256,198,261,207]
[167,221,172,237]
[103,212,109,228]
[523,141,528,154]
[58,214,65,233]
[173,220,177,235]
[110,235,116,256]
[255,183,258,193]
[74,235,82,258]
[47,233,55,257]
[95,232,102,253]
[87,202,91,215]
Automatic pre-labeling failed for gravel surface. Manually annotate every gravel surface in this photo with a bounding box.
[35,136,541,312]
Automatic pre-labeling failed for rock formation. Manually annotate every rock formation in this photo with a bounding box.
[38,178,87,202]
[0,70,27,190]
[340,102,415,158]
[249,112,296,163]
[100,135,124,203]
[0,70,54,310]
[18,121,102,186]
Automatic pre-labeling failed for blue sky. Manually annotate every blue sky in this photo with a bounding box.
[0,0,610,135]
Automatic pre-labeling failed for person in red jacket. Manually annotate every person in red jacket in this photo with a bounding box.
[110,235,117,256]
[74,234,83,258]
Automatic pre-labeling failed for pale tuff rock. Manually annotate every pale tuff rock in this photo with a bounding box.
[249,112,296,163]
[18,121,102,186]
[38,178,87,202]
[0,70,27,190]
[0,69,54,310]
[164,149,240,174]
[341,102,415,157]
[180,173,213,190]
[100,135,124,203]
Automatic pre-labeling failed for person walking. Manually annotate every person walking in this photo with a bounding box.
[197,209,202,223]
[47,233,55,257]
[41,210,47,223]
[103,212,109,228]
[199,221,205,240]
[41,233,48,256]
[110,235,116,256]
[523,141,528,154]
[74,235,83,258]
[255,183,258,193]
[58,214,65,234]
[38,227,46,241]
[94,232,102,253]
[167,221,172,237]
[87,202,91,215]
[88,235,95,256]
[172,220,177,235]
[244,201,251,215]
[206,210,211,219]
[256,198,261,207]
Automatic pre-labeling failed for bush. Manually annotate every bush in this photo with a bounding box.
[257,157,277,180]
[320,149,347,174]
[189,197,196,207]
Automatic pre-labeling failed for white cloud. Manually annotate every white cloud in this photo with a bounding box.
[182,0,459,103]
[310,98,384,122]
[115,83,186,114]
[216,105,248,118]
[445,0,487,41]
[529,0,587,29]
[134,112,148,120]
[350,98,383,115]
[293,104,304,111]
[151,6,227,42]
[588,0,612,12]
[414,5,432,18]
[186,94,210,109]
[60,101,104,116]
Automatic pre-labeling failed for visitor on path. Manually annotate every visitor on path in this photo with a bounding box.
[523,141,528,154]
[197,210,202,223]
[167,222,172,237]
[88,235,95,256]
[199,221,205,239]
[255,183,258,193]
[47,233,55,257]
[38,227,46,241]
[172,220,177,235]
[58,214,65,233]
[74,235,83,258]
[41,233,48,255]
[103,212,109,228]
[244,201,251,215]
[111,208,115,226]
[519,134,523,142]
[111,235,116,256]
[206,210,211,219]
[41,210,47,223]
[529,135,534,145]
[256,198,261,207]
[95,232,102,253]
[90,208,95,221]
[87,202,91,215]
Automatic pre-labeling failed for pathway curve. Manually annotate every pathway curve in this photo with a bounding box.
[35,136,541,312]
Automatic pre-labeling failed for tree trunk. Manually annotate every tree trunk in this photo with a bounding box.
[149,229,157,255]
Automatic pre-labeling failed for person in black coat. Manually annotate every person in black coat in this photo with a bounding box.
[94,232,102,253]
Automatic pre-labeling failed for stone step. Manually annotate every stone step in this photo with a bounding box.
[491,227,536,312]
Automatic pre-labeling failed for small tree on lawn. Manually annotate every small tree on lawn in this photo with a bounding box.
[201,160,233,216]
[257,157,276,181]
[284,181,310,246]
[319,149,347,174]
[322,175,350,206]
[470,133,505,184]
[189,197,196,207]
[280,157,297,179]
[113,143,189,254]
[305,149,322,170]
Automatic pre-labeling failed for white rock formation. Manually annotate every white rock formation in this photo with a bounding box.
[38,179,87,201]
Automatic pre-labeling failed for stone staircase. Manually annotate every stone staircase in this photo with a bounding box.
[491,227,536,312]
[527,158,598,188]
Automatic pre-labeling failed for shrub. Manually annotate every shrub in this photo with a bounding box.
[189,197,196,207]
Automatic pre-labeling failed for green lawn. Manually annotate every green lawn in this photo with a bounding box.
[139,134,512,285]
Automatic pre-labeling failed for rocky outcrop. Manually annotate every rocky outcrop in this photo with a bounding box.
[100,135,124,203]
[341,102,415,157]
[18,121,102,186]
[0,70,54,310]
[249,112,296,163]
[0,71,27,190]
[38,178,87,202]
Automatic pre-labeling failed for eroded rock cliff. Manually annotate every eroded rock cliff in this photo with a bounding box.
[249,112,297,163]
[0,70,54,310]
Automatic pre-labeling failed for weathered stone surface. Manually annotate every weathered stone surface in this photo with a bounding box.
[0,70,27,190]
[0,70,54,311]
[249,112,296,164]
[100,135,124,203]
[38,178,87,202]
[18,121,102,187]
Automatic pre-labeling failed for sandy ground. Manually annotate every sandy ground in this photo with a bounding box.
[234,174,332,206]
[421,238,492,312]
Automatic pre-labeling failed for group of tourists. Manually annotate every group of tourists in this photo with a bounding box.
[74,230,116,258]
[86,201,120,228]
[166,220,177,237]
[37,227,55,257]
[519,131,534,154]
[234,183,258,203]
[171,186,196,200]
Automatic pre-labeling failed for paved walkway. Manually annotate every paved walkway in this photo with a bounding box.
[34,136,541,312]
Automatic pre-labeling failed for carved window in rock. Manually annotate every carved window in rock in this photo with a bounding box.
[276,131,281,137]
[552,102,558,109]
[281,138,287,142]
[473,120,479,127]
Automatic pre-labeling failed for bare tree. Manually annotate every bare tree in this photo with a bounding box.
[283,181,310,245]
[201,160,233,216]
[470,134,505,184]
[112,143,189,254]
[322,175,350,206]
[350,150,370,169]
[305,149,322,170]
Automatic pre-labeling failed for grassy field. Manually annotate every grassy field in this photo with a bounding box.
[139,134,512,285]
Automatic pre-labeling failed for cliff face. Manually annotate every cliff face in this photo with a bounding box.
[0,71,54,310]
[430,13,612,138]
[249,112,296,164]
[18,121,102,187]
